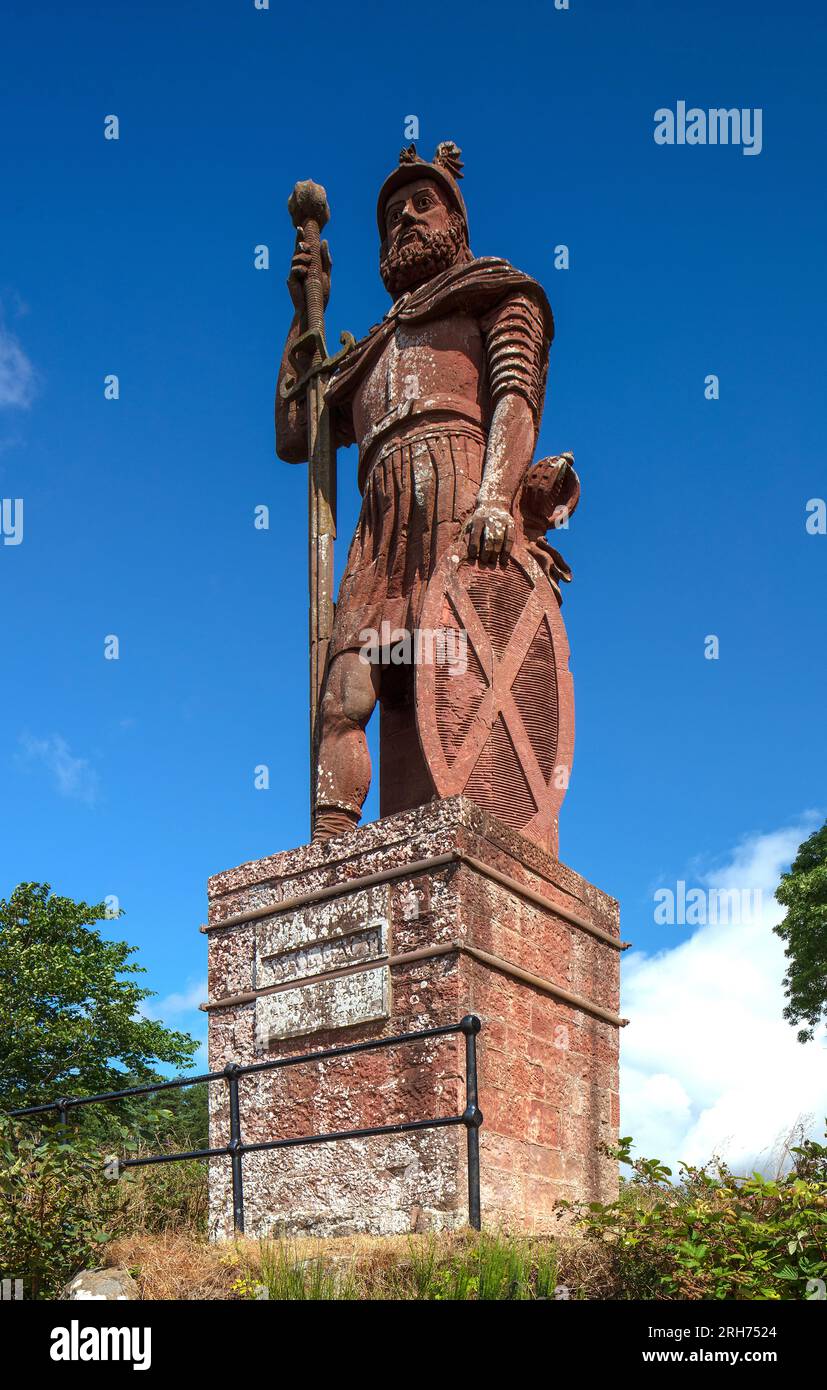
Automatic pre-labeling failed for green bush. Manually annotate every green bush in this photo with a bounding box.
[0,1107,209,1297]
[562,1129,827,1301]
[0,1117,127,1299]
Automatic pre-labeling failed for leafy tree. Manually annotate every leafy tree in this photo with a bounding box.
[774,821,827,1043]
[0,882,199,1113]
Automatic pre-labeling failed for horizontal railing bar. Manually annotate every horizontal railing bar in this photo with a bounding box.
[120,1144,231,1168]
[7,1021,468,1117]
[237,1020,463,1076]
[239,1113,465,1154]
[8,1101,65,1117]
[117,1113,468,1171]
[8,1068,224,1116]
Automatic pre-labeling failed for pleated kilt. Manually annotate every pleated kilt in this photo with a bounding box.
[330,421,486,658]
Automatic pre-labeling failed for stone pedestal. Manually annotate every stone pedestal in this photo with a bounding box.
[203,797,624,1238]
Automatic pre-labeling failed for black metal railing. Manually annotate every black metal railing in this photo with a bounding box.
[9,1015,483,1233]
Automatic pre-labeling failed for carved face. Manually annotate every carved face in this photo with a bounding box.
[380,177,468,297]
[384,178,452,244]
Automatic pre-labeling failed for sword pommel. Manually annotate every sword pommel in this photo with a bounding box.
[288,180,330,232]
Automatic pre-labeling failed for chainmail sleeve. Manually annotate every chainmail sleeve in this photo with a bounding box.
[481,291,550,426]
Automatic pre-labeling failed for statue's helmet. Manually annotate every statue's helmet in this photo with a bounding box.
[377,141,469,242]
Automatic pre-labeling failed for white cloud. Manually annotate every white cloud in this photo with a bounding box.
[143,980,208,1067]
[621,817,827,1176]
[16,732,100,806]
[151,978,207,1018]
[0,321,35,409]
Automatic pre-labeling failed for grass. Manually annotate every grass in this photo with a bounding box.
[106,1229,577,1301]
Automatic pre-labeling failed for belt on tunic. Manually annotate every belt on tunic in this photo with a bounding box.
[358,396,484,487]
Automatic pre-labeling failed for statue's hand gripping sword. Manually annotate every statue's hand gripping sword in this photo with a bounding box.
[281,181,354,828]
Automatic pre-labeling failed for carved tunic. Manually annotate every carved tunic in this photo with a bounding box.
[325,258,552,657]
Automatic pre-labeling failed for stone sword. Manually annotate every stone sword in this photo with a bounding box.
[286,180,336,827]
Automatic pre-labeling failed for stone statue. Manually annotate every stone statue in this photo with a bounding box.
[276,143,580,849]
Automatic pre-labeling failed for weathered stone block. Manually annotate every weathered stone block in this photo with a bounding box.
[204,796,623,1237]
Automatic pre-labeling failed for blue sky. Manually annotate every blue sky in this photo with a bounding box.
[2,1,825,1160]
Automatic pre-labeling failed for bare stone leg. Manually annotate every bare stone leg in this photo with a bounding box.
[314,651,381,840]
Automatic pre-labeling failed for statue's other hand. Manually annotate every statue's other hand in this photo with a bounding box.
[464,502,515,564]
[287,230,332,313]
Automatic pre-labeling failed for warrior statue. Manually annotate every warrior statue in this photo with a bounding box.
[276,142,579,848]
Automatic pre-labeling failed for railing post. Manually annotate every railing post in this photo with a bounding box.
[56,1097,69,1136]
[224,1063,245,1235]
[460,1015,483,1231]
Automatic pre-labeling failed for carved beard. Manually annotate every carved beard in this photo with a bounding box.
[380,212,468,296]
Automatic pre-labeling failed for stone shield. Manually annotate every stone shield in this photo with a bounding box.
[415,541,574,850]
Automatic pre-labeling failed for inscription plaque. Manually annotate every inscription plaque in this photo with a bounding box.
[254,884,391,1042]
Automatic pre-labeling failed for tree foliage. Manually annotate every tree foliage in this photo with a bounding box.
[0,882,199,1112]
[774,821,827,1043]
